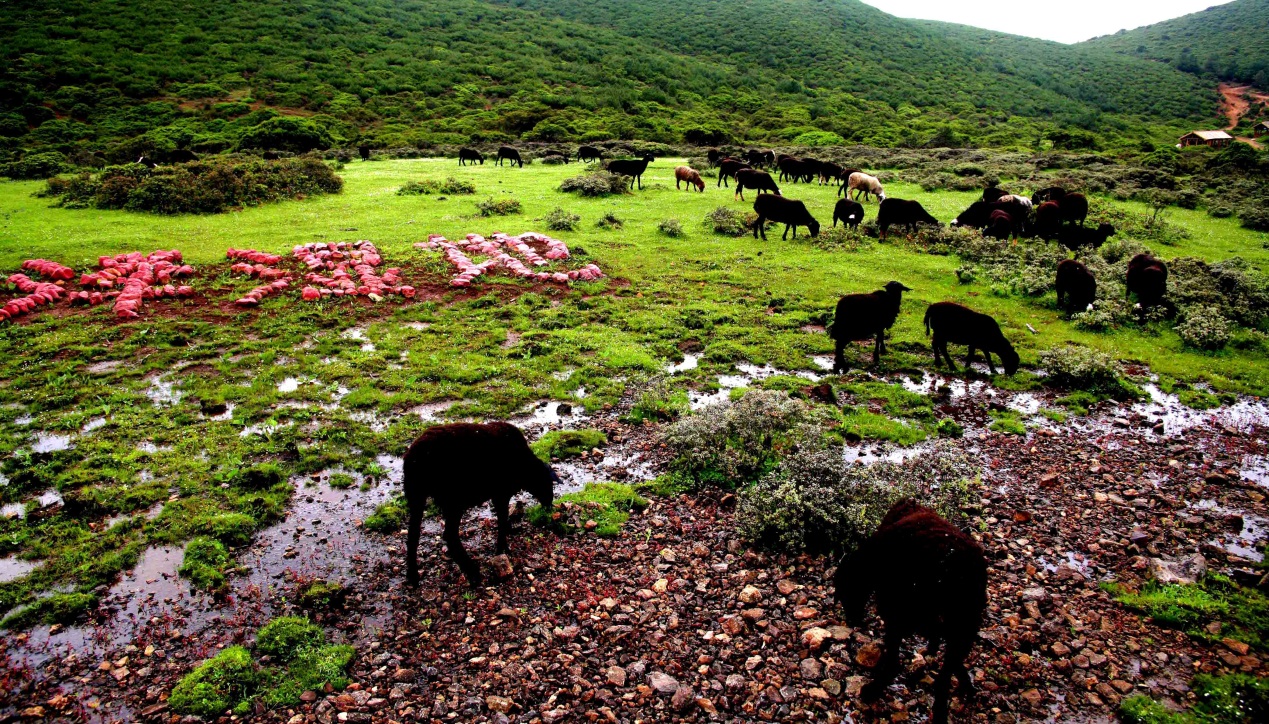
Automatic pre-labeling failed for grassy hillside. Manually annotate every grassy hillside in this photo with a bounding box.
[0,0,1222,159]
[1085,0,1269,88]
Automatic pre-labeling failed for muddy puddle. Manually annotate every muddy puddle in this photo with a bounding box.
[0,555,39,584]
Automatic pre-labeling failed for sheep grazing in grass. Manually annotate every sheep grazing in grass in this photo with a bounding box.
[717,158,751,188]
[358,145,371,161]
[675,166,705,192]
[829,280,911,372]
[836,168,862,197]
[951,200,1028,236]
[981,187,1009,203]
[458,148,485,166]
[1057,192,1089,227]
[1126,253,1168,307]
[496,146,523,168]
[734,169,780,200]
[577,145,604,163]
[403,422,558,588]
[1057,223,1115,254]
[924,301,1019,375]
[752,193,820,240]
[833,198,865,228]
[847,172,886,202]
[778,157,816,183]
[707,148,723,165]
[995,194,1033,210]
[817,160,845,186]
[606,155,656,190]
[1031,186,1066,206]
[1034,201,1062,240]
[1056,259,1097,313]
[877,198,939,239]
[984,209,1014,240]
[835,499,988,724]
[746,149,776,168]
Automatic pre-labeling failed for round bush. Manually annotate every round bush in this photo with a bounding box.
[256,616,325,661]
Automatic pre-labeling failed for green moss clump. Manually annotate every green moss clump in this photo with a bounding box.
[256,616,325,661]
[531,428,607,462]
[1105,574,1269,653]
[179,536,231,593]
[936,418,964,438]
[529,482,648,536]
[198,513,257,547]
[169,646,262,718]
[0,592,98,630]
[363,496,409,533]
[988,410,1027,435]
[1119,673,1269,723]
[296,579,346,609]
[328,472,356,489]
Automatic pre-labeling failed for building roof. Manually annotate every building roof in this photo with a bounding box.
[1256,120,1269,129]
[1181,130,1234,140]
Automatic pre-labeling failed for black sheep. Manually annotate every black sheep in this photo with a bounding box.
[403,422,558,587]
[951,200,1028,234]
[1057,192,1089,226]
[877,198,940,239]
[606,155,655,190]
[1057,223,1115,253]
[832,198,865,228]
[924,302,1019,375]
[984,209,1014,240]
[835,499,988,724]
[707,148,723,165]
[829,280,911,372]
[458,148,485,166]
[716,158,751,188]
[1056,259,1097,313]
[577,145,604,163]
[1126,253,1168,307]
[752,193,820,240]
[358,145,371,162]
[778,156,815,183]
[746,149,775,168]
[836,168,862,197]
[1031,186,1067,206]
[734,169,780,200]
[495,146,523,168]
[1033,201,1062,240]
[167,149,199,164]
[817,160,845,186]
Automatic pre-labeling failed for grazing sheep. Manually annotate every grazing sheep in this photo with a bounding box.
[981,187,1009,203]
[984,209,1014,240]
[833,198,865,228]
[877,198,939,239]
[577,145,604,163]
[951,200,1029,235]
[835,499,988,724]
[606,154,656,190]
[829,281,911,372]
[1057,192,1089,226]
[458,148,485,166]
[1033,201,1062,240]
[495,146,523,168]
[262,151,281,161]
[542,149,570,163]
[924,302,1019,375]
[707,148,723,165]
[734,168,780,200]
[137,155,157,168]
[778,157,816,183]
[1126,254,1168,307]
[848,172,886,202]
[1056,223,1115,254]
[358,145,371,162]
[1031,186,1067,206]
[995,194,1033,210]
[752,193,820,240]
[1056,259,1097,313]
[717,158,751,188]
[404,422,558,587]
[817,160,845,186]
[746,149,776,168]
[836,168,862,197]
[675,166,706,192]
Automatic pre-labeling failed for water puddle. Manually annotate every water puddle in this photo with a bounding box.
[86,359,123,374]
[277,377,303,393]
[405,322,430,331]
[14,414,33,426]
[81,417,107,433]
[32,432,73,454]
[552,369,574,381]
[0,555,39,583]
[666,354,700,374]
[1188,499,1267,563]
[1,489,64,520]
[410,400,458,421]
[144,375,181,407]
[1241,455,1269,488]
[843,441,936,467]
[239,422,291,438]
[512,401,587,429]
[688,361,822,410]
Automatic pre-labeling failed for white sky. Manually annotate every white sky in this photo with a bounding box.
[858,1,1235,44]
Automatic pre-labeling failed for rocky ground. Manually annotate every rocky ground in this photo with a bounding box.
[2,373,1267,723]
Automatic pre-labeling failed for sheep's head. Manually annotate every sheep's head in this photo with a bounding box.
[999,342,1021,376]
[884,281,912,295]
[530,459,559,509]
[807,218,821,238]
[877,191,886,201]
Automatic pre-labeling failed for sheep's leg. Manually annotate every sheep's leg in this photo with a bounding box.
[862,626,906,702]
[871,334,883,366]
[442,510,482,587]
[984,352,998,375]
[964,347,978,368]
[833,339,848,374]
[782,224,791,241]
[494,497,512,554]
[931,636,976,724]
[405,504,425,586]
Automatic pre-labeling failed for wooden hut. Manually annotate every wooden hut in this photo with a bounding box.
[1255,121,1269,139]
[1178,130,1233,148]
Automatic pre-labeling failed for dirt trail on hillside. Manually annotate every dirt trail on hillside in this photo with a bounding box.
[1218,83,1267,149]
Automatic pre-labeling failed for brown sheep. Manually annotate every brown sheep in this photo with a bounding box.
[675,166,705,192]
[924,302,1019,375]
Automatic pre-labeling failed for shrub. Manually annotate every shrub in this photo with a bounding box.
[625,377,689,423]
[179,536,231,592]
[657,218,684,237]
[735,445,978,555]
[595,211,624,230]
[704,206,749,237]
[1039,346,1139,400]
[543,207,581,231]
[559,171,628,197]
[1208,206,1233,219]
[2,152,68,179]
[169,646,262,717]
[256,616,325,661]
[237,117,333,153]
[1072,299,1132,331]
[476,197,522,216]
[1175,305,1231,350]
[397,177,475,196]
[662,389,836,489]
[1240,207,1269,232]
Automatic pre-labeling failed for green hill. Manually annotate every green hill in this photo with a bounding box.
[0,0,1225,160]
[1083,0,1269,88]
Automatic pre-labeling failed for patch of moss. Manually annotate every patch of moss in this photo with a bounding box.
[838,407,928,445]
[256,616,324,661]
[1056,390,1100,415]
[179,536,231,593]
[0,592,98,630]
[197,513,256,547]
[528,482,647,536]
[1120,673,1269,723]
[296,579,346,609]
[531,428,607,462]
[169,646,262,718]
[1104,574,1269,653]
[989,409,1027,435]
[328,472,356,489]
[363,496,409,533]
[1177,388,1221,410]
[936,418,964,438]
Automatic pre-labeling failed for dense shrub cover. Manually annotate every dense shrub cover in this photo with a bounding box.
[41,156,343,214]
[559,171,629,197]
[397,177,476,195]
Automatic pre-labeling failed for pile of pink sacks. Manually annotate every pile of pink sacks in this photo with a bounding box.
[2,250,196,322]
[2,274,66,321]
[415,232,602,287]
[226,242,415,304]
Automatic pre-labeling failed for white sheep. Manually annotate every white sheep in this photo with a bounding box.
[997,194,1034,209]
[848,172,886,202]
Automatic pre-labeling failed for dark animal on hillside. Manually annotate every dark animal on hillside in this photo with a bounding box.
[1032,186,1066,206]
[707,148,722,165]
[167,149,198,164]
[1033,201,1062,240]
[778,157,816,183]
[817,160,845,186]
[747,149,775,168]
[734,169,780,199]
[1126,254,1168,307]
[951,199,1029,235]
[495,146,523,168]
[403,422,558,587]
[358,145,371,161]
[924,301,1019,375]
[984,209,1014,240]
[606,155,655,190]
[836,168,862,197]
[577,145,604,163]
[458,148,485,166]
[847,172,886,202]
[752,193,820,240]
[1057,223,1115,254]
[1056,192,1088,226]
[828,281,911,372]
[1056,259,1097,313]
[877,198,939,239]
[675,166,706,192]
[262,151,281,160]
[982,187,1009,203]
[137,155,157,168]
[835,499,988,724]
[833,198,865,229]
[716,158,751,188]
[542,149,570,163]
